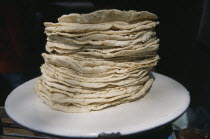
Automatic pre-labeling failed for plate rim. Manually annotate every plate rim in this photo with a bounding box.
[4,72,190,138]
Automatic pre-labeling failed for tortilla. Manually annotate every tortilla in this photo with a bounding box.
[45,22,158,33]
[35,77,153,113]
[35,9,159,113]
[58,9,158,23]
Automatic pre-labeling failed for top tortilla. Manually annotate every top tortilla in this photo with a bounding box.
[58,9,158,24]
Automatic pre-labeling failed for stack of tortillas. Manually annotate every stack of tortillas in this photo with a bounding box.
[35,9,159,113]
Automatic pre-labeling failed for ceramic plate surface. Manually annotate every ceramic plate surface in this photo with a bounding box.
[5,72,190,138]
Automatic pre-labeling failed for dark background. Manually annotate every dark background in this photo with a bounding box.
[0,0,209,129]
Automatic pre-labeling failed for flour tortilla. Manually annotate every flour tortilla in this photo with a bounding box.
[45,36,158,56]
[46,31,156,51]
[44,21,129,27]
[42,77,139,95]
[41,78,143,99]
[41,69,150,88]
[46,30,148,41]
[46,37,158,55]
[42,63,148,83]
[35,77,153,113]
[45,20,153,32]
[44,62,153,78]
[35,9,159,113]
[36,77,144,105]
[43,53,159,67]
[38,77,142,100]
[48,35,132,47]
[45,27,152,37]
[42,53,159,74]
[45,22,158,33]
[58,9,158,24]
[37,76,149,95]
[77,44,158,58]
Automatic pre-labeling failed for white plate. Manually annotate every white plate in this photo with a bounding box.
[5,72,190,138]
